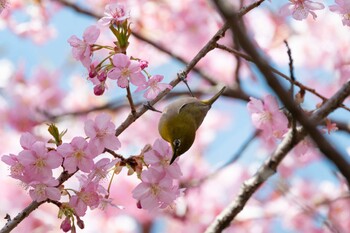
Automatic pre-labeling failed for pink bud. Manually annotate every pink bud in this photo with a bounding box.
[60,217,71,232]
[97,71,107,82]
[94,84,105,96]
[77,218,85,229]
[136,200,142,209]
[139,60,148,70]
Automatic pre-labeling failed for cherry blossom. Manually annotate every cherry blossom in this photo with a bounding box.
[17,141,62,182]
[84,113,121,154]
[57,137,97,174]
[132,168,179,211]
[99,3,129,26]
[1,154,25,180]
[69,180,101,216]
[280,0,325,20]
[247,95,289,140]
[144,138,182,179]
[88,158,119,182]
[136,75,172,100]
[19,132,39,150]
[108,53,146,88]
[28,178,61,202]
[67,25,100,68]
[329,0,350,26]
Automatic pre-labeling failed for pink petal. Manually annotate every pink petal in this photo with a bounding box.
[84,119,97,138]
[95,113,111,130]
[264,95,279,113]
[304,2,325,10]
[107,68,121,80]
[117,76,129,88]
[130,72,146,86]
[83,25,100,44]
[46,187,61,201]
[112,53,130,68]
[247,97,264,113]
[67,35,83,47]
[140,195,158,210]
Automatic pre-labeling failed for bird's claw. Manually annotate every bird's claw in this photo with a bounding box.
[144,102,162,113]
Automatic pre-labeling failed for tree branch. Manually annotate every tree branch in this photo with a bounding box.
[214,0,350,187]
[113,0,264,136]
[205,78,350,233]
[215,43,350,112]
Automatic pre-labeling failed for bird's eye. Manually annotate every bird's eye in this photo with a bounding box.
[173,139,181,148]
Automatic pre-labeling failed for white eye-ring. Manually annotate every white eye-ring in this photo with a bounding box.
[173,139,181,148]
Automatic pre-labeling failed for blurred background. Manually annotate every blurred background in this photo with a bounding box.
[0,0,349,232]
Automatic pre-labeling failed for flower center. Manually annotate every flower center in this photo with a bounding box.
[121,68,131,77]
[73,150,84,160]
[260,111,272,123]
[150,184,160,196]
[35,158,46,168]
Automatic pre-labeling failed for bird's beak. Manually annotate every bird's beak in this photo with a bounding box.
[169,152,177,165]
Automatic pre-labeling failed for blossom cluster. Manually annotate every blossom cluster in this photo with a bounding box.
[132,139,182,211]
[2,113,121,231]
[1,113,184,231]
[247,94,338,153]
[280,0,350,26]
[67,3,172,99]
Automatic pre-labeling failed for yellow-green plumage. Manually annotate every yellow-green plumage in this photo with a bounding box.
[158,86,226,164]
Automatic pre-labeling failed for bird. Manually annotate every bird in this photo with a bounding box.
[158,86,226,164]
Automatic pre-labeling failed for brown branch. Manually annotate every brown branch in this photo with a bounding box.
[0,170,74,233]
[126,85,136,115]
[0,201,44,233]
[215,43,350,112]
[53,0,256,102]
[214,1,350,186]
[204,78,350,233]
[113,1,264,137]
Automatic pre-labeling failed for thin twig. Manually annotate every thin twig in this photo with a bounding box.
[126,85,136,115]
[284,40,297,145]
[215,3,350,187]
[205,79,350,233]
[113,0,264,137]
[215,43,350,112]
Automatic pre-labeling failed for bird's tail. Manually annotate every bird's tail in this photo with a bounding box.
[202,86,226,106]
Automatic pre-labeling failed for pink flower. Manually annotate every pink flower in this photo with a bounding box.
[108,53,146,88]
[1,154,25,180]
[132,168,179,211]
[28,178,61,202]
[69,181,100,216]
[17,141,63,182]
[329,0,350,26]
[67,25,100,68]
[136,75,172,100]
[98,3,129,26]
[247,95,289,139]
[280,0,325,20]
[88,158,119,182]
[20,132,39,150]
[144,139,182,179]
[99,197,123,210]
[57,137,97,174]
[84,113,121,154]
